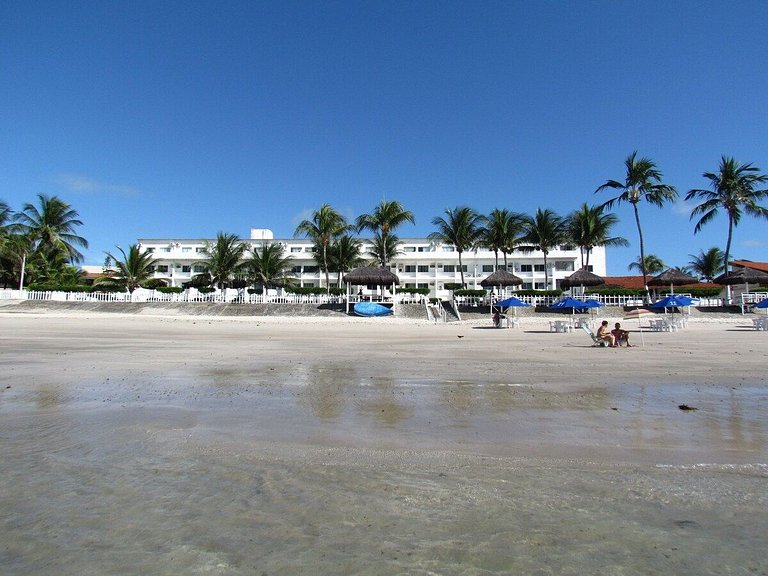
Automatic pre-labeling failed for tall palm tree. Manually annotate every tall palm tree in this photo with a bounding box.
[480,208,527,270]
[519,208,567,290]
[201,232,247,289]
[95,244,160,293]
[628,254,664,275]
[428,207,483,287]
[13,194,88,263]
[366,233,404,269]
[687,247,725,282]
[566,203,628,268]
[596,151,677,291]
[294,204,350,292]
[355,200,415,266]
[328,235,365,286]
[0,200,12,233]
[685,156,768,274]
[243,242,294,289]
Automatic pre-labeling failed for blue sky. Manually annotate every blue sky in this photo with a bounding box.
[2,0,767,275]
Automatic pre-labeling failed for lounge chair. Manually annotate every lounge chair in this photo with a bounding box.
[582,325,609,347]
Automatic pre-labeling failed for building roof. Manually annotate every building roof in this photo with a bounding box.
[731,260,768,273]
[602,276,718,291]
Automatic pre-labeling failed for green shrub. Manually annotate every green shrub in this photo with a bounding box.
[247,288,263,295]
[453,289,485,298]
[444,283,464,290]
[26,283,89,292]
[156,286,184,294]
[586,287,644,297]
[197,287,216,294]
[515,289,563,297]
[400,287,430,295]
[664,286,723,298]
[141,278,168,290]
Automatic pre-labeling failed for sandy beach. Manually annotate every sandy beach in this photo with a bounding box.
[1,309,767,574]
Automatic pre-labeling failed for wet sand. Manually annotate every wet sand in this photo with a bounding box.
[1,312,767,574]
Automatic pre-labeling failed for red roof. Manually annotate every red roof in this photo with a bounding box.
[731,260,768,273]
[602,276,718,290]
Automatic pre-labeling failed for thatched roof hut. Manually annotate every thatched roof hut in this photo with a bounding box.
[343,266,400,286]
[479,269,523,288]
[648,268,698,288]
[560,267,605,289]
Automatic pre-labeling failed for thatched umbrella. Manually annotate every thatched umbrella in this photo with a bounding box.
[480,270,524,289]
[343,266,400,313]
[648,268,699,295]
[480,270,524,312]
[715,267,768,305]
[560,267,604,296]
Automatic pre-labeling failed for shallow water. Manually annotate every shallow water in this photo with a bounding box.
[1,367,767,575]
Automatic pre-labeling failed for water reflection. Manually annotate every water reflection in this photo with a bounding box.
[303,365,355,421]
[353,377,413,425]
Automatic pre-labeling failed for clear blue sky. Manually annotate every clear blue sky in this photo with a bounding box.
[2,0,767,275]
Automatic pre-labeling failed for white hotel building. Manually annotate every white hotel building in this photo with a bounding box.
[138,228,606,299]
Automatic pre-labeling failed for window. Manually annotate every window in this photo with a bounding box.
[291,247,302,253]
[417,283,429,289]
[482,265,494,272]
[156,265,169,273]
[305,247,316,252]
[442,245,455,252]
[560,244,575,251]
[443,265,455,272]
[417,265,429,273]
[161,247,171,253]
[534,282,547,290]
[303,266,319,273]
[291,266,302,274]
[193,265,205,273]
[554,261,574,272]
[145,247,155,253]
[522,282,533,290]
[182,247,192,253]
[303,282,315,287]
[405,283,416,288]
[417,246,429,252]
[404,265,416,273]
[196,247,206,253]
[181,266,191,273]
[520,264,532,272]
[404,246,416,252]
[534,264,546,272]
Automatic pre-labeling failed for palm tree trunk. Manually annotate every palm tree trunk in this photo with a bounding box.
[585,248,591,268]
[322,242,330,293]
[458,251,465,286]
[724,217,734,304]
[494,249,499,271]
[632,202,648,299]
[543,251,549,289]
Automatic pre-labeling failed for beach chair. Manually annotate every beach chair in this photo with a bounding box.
[581,325,609,347]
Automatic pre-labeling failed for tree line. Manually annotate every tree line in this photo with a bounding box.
[1,153,766,293]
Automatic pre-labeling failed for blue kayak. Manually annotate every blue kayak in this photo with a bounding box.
[353,302,393,317]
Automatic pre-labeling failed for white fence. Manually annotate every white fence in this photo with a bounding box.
[0,288,427,306]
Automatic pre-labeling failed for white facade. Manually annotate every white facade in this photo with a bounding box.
[137,230,607,298]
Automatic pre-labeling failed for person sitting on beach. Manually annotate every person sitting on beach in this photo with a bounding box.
[596,320,616,347]
[611,322,632,347]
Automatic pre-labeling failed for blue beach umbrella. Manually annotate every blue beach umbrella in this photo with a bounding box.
[753,298,768,315]
[495,296,530,308]
[494,296,530,318]
[650,295,694,309]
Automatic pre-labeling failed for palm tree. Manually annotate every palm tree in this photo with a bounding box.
[688,247,725,282]
[596,151,677,291]
[243,242,294,289]
[366,233,404,269]
[480,209,526,270]
[519,208,567,290]
[328,235,365,286]
[13,194,88,263]
[355,200,415,265]
[428,207,483,287]
[294,204,350,292]
[95,244,159,293]
[201,232,247,289]
[628,254,664,275]
[685,156,768,274]
[566,203,629,268]
[0,200,11,233]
